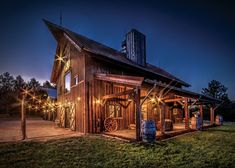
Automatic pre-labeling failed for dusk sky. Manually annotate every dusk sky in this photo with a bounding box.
[0,0,234,99]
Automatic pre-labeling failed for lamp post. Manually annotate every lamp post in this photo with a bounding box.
[21,94,26,140]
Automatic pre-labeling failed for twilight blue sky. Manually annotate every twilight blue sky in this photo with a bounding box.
[0,0,234,99]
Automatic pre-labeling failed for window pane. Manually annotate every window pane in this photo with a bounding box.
[65,72,71,92]
[116,105,121,117]
[74,76,79,85]
[109,105,115,117]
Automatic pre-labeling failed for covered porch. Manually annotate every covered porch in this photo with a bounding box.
[103,120,213,141]
[94,73,221,141]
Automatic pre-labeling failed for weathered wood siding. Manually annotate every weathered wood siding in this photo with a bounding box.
[56,40,86,133]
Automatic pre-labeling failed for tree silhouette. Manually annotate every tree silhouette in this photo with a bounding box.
[27,78,41,92]
[202,80,230,103]
[0,72,16,114]
[43,80,56,89]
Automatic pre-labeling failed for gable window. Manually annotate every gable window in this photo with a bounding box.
[108,104,122,118]
[65,71,71,93]
[74,75,79,85]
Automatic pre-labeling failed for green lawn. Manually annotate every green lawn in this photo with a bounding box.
[0,124,235,168]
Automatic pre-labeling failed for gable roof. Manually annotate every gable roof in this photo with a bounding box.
[44,19,190,87]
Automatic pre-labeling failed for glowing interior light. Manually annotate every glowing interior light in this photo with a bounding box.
[151,98,155,102]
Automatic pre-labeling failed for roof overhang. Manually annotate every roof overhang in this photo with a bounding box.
[89,52,190,87]
[95,73,144,87]
[144,79,222,104]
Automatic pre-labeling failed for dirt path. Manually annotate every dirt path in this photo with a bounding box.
[0,118,82,142]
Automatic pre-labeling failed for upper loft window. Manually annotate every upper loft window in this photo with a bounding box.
[65,71,71,93]
[74,75,79,85]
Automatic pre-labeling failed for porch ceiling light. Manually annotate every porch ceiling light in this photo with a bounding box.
[150,98,155,102]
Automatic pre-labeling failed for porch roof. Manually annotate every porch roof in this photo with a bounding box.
[144,79,222,104]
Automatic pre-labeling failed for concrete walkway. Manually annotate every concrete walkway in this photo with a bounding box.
[0,118,82,142]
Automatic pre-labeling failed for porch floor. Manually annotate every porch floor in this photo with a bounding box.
[103,121,213,141]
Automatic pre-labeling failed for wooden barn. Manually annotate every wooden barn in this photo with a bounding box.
[44,20,220,141]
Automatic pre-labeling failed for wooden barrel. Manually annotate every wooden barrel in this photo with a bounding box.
[215,115,223,125]
[141,120,156,143]
[190,116,201,130]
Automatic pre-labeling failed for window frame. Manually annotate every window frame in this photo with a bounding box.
[64,70,71,94]
[108,103,122,119]
[74,74,79,86]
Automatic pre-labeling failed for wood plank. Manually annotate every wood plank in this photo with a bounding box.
[160,104,166,135]
[102,89,135,100]
[135,87,141,141]
[199,104,203,129]
[210,107,214,125]
[184,98,189,129]
[164,97,185,103]
[95,73,144,87]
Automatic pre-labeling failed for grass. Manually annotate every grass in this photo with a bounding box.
[0,124,235,168]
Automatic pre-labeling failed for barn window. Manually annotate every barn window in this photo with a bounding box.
[64,71,71,93]
[108,104,122,118]
[74,75,79,85]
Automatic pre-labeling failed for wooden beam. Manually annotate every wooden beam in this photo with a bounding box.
[160,104,166,135]
[101,89,135,100]
[199,104,203,129]
[135,87,141,141]
[140,84,156,106]
[117,101,132,109]
[164,97,185,103]
[177,100,184,106]
[210,107,214,125]
[184,98,189,129]
[95,73,144,87]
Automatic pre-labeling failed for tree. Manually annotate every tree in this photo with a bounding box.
[202,80,235,121]
[202,80,230,103]
[27,78,41,92]
[0,72,15,93]
[0,72,16,114]
[43,80,56,89]
[14,75,26,91]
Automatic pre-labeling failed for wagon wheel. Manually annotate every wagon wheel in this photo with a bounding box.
[104,117,118,132]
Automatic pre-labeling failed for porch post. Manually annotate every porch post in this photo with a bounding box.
[199,104,203,129]
[210,106,214,125]
[135,87,142,141]
[160,104,166,135]
[184,98,189,129]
